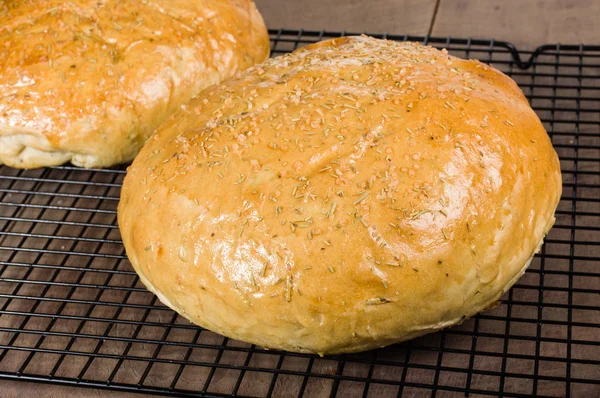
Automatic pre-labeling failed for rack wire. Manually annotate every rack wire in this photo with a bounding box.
[0,29,599,397]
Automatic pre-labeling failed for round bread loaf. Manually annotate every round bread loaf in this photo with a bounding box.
[119,36,562,355]
[0,0,269,168]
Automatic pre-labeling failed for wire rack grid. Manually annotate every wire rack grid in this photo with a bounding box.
[0,29,599,398]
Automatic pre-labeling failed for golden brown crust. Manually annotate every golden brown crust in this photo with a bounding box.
[119,36,562,355]
[0,0,269,168]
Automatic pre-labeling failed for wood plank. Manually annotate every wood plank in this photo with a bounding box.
[432,0,600,49]
[1,380,145,397]
[254,0,437,36]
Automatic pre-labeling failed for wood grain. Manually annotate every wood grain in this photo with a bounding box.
[432,0,600,49]
[1,380,144,397]
[254,0,437,35]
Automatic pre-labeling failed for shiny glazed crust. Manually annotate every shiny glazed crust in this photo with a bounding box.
[119,36,562,355]
[0,0,269,168]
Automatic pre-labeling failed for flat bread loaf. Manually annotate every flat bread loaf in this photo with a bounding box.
[119,36,562,355]
[0,0,269,168]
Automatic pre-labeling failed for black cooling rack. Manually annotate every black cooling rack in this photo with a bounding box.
[0,29,599,398]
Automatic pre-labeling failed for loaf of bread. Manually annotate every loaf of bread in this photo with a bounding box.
[119,36,562,355]
[0,0,269,168]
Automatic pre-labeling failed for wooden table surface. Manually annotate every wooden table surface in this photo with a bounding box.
[257,0,600,50]
[3,0,599,397]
